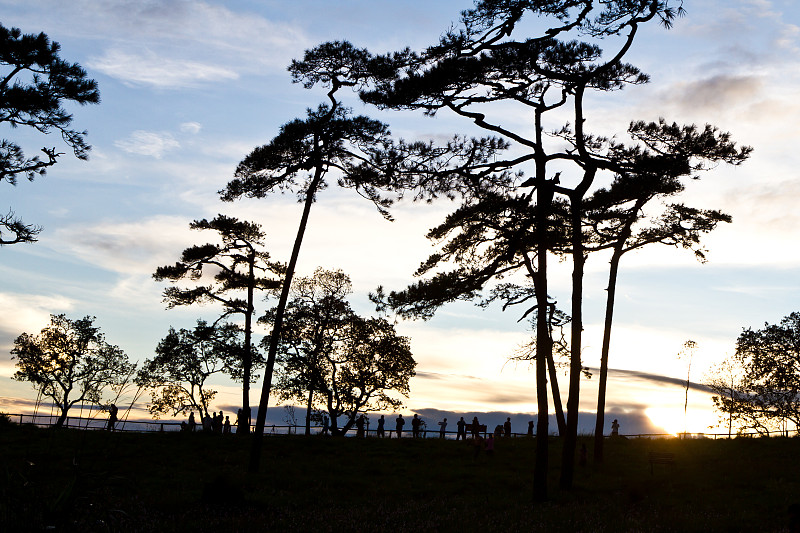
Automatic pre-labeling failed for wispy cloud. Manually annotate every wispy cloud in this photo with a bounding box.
[0,292,74,344]
[8,0,311,89]
[667,74,762,114]
[91,49,239,89]
[114,130,180,158]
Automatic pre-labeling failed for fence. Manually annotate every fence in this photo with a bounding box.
[3,412,788,439]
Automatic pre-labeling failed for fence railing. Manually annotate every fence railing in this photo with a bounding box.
[3,412,789,439]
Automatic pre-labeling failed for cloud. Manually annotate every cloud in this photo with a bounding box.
[90,48,239,89]
[180,122,202,134]
[47,214,199,276]
[114,130,180,158]
[590,367,714,394]
[665,74,762,114]
[29,0,310,88]
[0,292,74,345]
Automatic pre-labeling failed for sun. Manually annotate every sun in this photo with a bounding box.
[645,406,723,437]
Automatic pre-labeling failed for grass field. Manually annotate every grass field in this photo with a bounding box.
[2,423,799,532]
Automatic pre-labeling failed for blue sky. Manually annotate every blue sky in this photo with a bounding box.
[2,0,800,435]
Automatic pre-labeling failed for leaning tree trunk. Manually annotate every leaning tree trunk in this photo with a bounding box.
[249,170,323,473]
[547,340,567,435]
[593,248,622,463]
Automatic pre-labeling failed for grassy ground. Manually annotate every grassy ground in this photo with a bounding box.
[2,423,799,532]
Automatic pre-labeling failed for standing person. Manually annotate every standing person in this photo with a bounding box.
[376,415,385,438]
[527,420,534,437]
[188,411,197,432]
[223,415,231,435]
[106,404,118,431]
[504,417,511,438]
[456,416,466,441]
[356,414,366,438]
[471,416,480,439]
[411,414,421,438]
[395,414,405,438]
[438,418,447,439]
[322,415,330,436]
[611,419,620,437]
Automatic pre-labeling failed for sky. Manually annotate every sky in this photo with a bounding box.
[1,0,799,436]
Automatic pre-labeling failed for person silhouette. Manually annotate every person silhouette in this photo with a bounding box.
[106,404,118,431]
[395,414,405,438]
[223,415,231,435]
[411,414,421,438]
[356,414,366,438]
[457,416,466,441]
[527,420,534,437]
[438,418,447,439]
[611,418,620,437]
[377,414,385,438]
[188,411,196,432]
[471,416,480,439]
[504,417,511,437]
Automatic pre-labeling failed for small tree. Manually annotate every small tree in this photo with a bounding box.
[136,320,242,418]
[270,269,416,436]
[678,339,697,437]
[1,23,100,244]
[154,214,282,430]
[716,312,800,435]
[706,358,748,438]
[11,314,133,427]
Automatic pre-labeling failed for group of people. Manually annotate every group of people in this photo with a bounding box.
[363,414,537,440]
[181,410,232,434]
[178,408,553,439]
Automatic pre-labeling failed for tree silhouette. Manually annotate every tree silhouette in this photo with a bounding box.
[269,268,351,435]
[715,312,800,435]
[270,268,415,436]
[1,23,99,244]
[220,47,415,470]
[11,314,133,427]
[153,215,282,431]
[706,357,748,438]
[580,119,750,461]
[136,320,242,418]
[320,0,694,499]
[371,192,573,435]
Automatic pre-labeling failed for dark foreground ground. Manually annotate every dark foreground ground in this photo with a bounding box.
[2,423,799,532]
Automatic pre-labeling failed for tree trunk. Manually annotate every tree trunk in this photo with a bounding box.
[561,193,586,490]
[593,248,622,463]
[242,250,255,434]
[547,348,567,435]
[532,151,551,502]
[249,170,323,472]
[55,407,68,428]
[305,383,314,436]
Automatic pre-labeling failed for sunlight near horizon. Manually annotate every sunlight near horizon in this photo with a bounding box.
[645,406,721,436]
